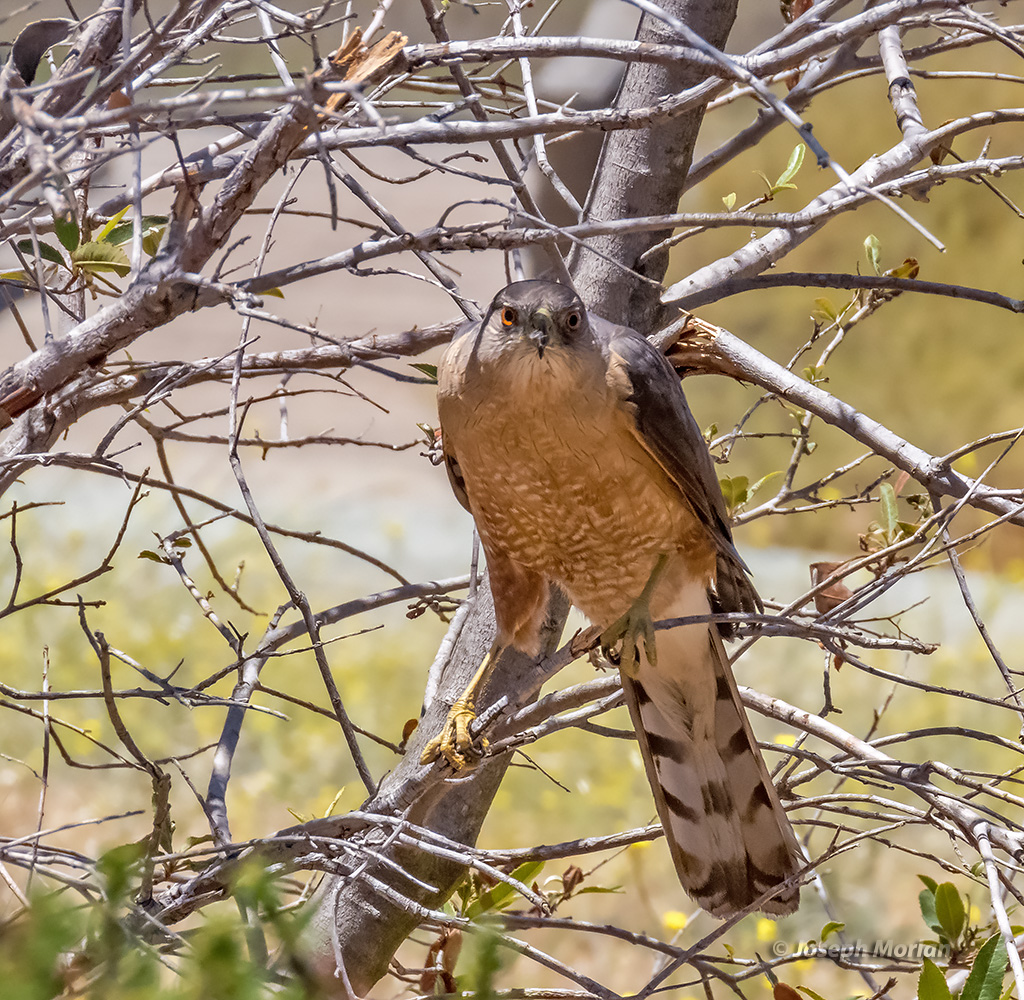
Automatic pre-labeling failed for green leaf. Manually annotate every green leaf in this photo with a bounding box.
[138,549,169,564]
[104,214,167,245]
[16,238,65,268]
[575,885,623,895]
[813,297,837,322]
[460,924,504,998]
[754,169,773,195]
[797,988,830,1000]
[877,482,899,542]
[918,957,953,1000]
[105,215,169,258]
[410,363,438,382]
[934,882,965,942]
[918,874,939,893]
[232,858,283,914]
[864,233,882,275]
[142,228,166,257]
[776,143,806,187]
[961,934,1008,1000]
[261,286,284,298]
[0,270,32,283]
[94,205,130,243]
[820,920,845,942]
[920,888,942,935]
[71,241,130,276]
[722,192,737,210]
[97,841,145,902]
[747,470,782,503]
[718,475,749,515]
[53,213,79,252]
[464,861,544,920]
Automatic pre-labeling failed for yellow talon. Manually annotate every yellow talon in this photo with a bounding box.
[421,642,503,770]
[420,697,488,769]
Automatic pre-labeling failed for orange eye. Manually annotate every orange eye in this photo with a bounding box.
[566,310,581,329]
[501,306,517,327]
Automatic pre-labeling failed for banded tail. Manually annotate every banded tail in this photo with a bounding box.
[621,584,801,917]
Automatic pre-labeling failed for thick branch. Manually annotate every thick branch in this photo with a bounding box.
[665,318,1024,525]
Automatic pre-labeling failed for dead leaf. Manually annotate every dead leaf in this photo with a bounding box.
[809,561,853,615]
[562,864,584,894]
[780,0,813,23]
[398,717,418,752]
[774,982,802,1000]
[570,624,602,657]
[420,927,461,994]
[320,28,408,115]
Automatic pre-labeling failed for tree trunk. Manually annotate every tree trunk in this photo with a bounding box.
[570,0,739,334]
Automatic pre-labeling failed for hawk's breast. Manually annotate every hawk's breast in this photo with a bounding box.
[441,344,714,627]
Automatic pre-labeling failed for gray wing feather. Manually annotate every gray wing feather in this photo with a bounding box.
[591,314,761,623]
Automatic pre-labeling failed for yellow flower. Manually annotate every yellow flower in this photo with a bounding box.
[955,452,978,474]
[969,904,982,924]
[774,733,797,747]
[756,918,777,942]
[662,910,688,932]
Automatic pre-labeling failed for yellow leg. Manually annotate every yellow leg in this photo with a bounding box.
[420,640,503,769]
[600,553,669,676]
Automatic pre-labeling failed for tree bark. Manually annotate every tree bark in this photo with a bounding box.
[569,0,739,334]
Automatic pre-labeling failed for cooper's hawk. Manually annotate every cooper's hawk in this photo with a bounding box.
[423,280,801,917]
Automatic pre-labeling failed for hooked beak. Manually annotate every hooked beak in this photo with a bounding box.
[527,306,554,357]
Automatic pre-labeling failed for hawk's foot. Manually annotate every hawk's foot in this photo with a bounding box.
[420,697,489,770]
[600,553,669,676]
[600,600,657,677]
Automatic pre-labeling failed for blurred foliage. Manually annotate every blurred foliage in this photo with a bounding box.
[0,867,314,1000]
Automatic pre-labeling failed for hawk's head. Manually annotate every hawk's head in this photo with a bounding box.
[482,280,591,360]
